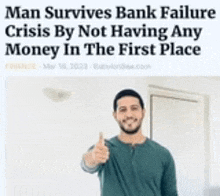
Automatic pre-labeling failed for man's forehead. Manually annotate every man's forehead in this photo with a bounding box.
[117,96,140,106]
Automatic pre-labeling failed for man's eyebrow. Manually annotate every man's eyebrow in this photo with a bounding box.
[118,106,126,109]
[131,104,140,107]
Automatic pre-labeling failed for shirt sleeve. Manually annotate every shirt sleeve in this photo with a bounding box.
[161,152,178,196]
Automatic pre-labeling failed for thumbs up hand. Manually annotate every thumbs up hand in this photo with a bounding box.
[92,132,110,164]
[84,132,110,167]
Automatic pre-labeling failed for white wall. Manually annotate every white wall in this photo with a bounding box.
[6,77,220,195]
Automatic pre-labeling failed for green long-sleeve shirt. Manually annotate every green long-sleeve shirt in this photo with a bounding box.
[82,136,178,196]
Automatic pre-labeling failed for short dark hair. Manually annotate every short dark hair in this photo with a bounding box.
[113,89,144,111]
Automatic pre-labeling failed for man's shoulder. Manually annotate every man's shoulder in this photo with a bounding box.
[146,139,172,157]
[105,136,118,147]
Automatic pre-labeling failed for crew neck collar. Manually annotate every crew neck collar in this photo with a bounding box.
[115,136,148,147]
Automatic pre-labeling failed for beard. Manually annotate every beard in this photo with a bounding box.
[119,119,142,135]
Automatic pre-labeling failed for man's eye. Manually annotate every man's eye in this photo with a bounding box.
[119,109,126,112]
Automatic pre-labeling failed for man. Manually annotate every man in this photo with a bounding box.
[81,89,178,196]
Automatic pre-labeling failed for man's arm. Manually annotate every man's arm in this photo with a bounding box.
[161,152,178,196]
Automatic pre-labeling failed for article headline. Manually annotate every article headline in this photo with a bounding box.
[4,5,217,59]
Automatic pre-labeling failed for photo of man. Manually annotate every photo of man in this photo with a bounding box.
[82,89,178,196]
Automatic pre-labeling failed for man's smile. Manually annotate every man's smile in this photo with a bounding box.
[123,118,136,123]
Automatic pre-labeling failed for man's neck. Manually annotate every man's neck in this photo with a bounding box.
[118,131,146,145]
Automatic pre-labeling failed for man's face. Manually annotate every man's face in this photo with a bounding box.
[113,96,145,135]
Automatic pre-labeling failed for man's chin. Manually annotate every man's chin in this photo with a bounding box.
[121,127,140,135]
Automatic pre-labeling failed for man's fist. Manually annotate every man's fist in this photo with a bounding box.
[84,132,110,167]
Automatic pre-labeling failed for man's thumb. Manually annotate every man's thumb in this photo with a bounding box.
[99,132,104,145]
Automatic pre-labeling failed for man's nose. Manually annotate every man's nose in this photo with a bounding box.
[125,109,133,117]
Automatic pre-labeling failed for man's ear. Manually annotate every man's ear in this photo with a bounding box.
[113,111,117,120]
[142,108,146,118]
